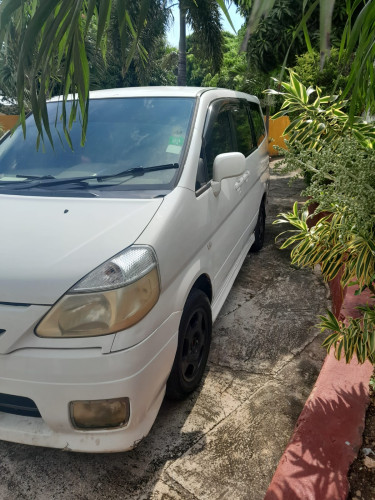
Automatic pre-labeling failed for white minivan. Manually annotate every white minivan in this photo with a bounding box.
[0,87,269,452]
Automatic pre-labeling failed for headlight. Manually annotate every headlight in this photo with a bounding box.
[36,246,160,338]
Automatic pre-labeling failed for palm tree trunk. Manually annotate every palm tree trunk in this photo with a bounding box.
[178,4,187,86]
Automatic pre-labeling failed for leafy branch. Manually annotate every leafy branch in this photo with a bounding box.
[275,202,375,364]
[265,71,375,150]
[320,306,375,364]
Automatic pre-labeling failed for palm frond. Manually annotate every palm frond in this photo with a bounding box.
[187,0,223,73]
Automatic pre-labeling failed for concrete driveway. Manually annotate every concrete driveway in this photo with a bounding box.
[0,166,328,500]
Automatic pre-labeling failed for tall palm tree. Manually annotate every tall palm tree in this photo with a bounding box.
[176,0,224,86]
[87,1,171,89]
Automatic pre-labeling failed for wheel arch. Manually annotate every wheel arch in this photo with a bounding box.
[261,191,267,206]
[191,274,213,304]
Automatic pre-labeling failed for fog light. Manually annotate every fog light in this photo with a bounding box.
[70,398,130,430]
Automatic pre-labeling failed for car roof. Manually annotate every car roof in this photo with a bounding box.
[49,86,260,103]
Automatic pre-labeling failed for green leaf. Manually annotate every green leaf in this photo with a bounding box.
[97,0,112,45]
[302,20,313,54]
[369,331,375,354]
[277,0,319,83]
[216,0,235,32]
[85,0,96,33]
[240,0,276,51]
[271,110,287,120]
[319,0,335,69]
[336,340,344,360]
[0,0,23,48]
[290,72,304,100]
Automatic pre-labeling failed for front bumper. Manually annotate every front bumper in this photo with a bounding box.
[0,313,180,452]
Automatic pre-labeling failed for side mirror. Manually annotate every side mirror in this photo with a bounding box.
[211,152,246,196]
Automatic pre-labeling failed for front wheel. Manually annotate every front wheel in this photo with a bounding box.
[250,200,266,252]
[166,289,212,400]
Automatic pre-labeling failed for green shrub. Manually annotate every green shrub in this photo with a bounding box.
[275,201,375,364]
[270,71,375,365]
[292,49,350,100]
[265,70,375,150]
[279,137,375,231]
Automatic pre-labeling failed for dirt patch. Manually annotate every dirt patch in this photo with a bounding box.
[348,381,375,500]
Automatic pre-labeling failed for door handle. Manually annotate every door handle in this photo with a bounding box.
[235,170,250,191]
[234,180,242,191]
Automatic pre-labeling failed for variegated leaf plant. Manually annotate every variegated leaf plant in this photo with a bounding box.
[265,71,375,150]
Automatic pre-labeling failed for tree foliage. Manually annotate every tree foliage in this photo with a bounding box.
[235,0,346,74]
[0,0,175,109]
[0,0,374,142]
[0,16,27,108]
[242,0,316,73]
[275,198,375,364]
[266,71,375,150]
[0,0,232,139]
[272,73,375,364]
[275,200,375,293]
[291,48,349,98]
[0,0,150,145]
[87,2,174,89]
[239,0,375,118]
[186,31,268,98]
[176,0,224,85]
[185,0,223,74]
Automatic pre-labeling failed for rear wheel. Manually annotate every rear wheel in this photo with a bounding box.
[250,200,266,252]
[166,289,212,400]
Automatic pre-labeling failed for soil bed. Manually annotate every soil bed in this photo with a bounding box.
[348,383,375,499]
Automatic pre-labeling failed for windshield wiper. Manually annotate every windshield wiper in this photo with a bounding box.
[0,174,56,184]
[16,174,56,180]
[29,163,179,187]
[0,163,179,189]
[96,163,179,182]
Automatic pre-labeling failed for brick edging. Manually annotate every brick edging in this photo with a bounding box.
[264,286,374,500]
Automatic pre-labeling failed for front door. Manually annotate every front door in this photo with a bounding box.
[195,99,253,304]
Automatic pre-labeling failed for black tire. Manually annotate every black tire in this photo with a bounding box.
[166,289,212,400]
[250,200,266,252]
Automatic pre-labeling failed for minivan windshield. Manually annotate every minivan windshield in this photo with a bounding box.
[0,97,195,197]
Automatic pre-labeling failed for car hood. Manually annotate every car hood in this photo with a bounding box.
[0,194,163,304]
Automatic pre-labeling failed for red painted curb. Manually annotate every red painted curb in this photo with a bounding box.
[264,286,374,500]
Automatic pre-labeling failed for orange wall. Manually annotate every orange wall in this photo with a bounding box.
[0,114,19,132]
[267,115,290,157]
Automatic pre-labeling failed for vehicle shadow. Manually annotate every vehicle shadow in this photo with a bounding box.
[0,372,209,500]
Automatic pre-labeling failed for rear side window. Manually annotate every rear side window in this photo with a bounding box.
[231,102,253,157]
[249,102,266,146]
